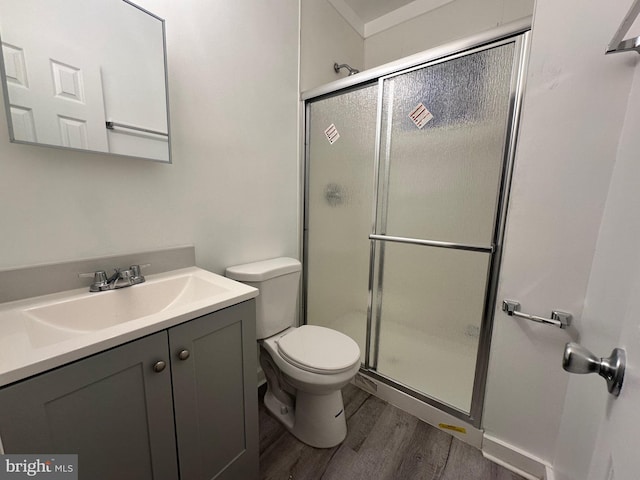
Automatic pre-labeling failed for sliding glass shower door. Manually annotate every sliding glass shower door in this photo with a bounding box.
[371,43,516,414]
[304,35,527,423]
[304,83,378,362]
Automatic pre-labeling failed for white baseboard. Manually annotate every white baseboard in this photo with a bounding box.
[545,464,556,480]
[482,433,551,480]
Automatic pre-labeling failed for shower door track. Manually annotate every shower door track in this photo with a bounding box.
[302,21,531,429]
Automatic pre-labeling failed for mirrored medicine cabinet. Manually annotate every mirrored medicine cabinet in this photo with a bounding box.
[0,0,171,162]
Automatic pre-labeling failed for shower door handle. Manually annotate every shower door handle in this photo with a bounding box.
[368,234,493,253]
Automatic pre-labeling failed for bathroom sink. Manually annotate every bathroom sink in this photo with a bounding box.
[25,274,229,332]
[0,266,258,386]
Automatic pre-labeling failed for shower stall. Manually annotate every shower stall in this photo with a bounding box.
[302,27,529,426]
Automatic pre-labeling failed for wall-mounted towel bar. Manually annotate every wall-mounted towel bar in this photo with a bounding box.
[502,300,572,329]
[606,0,640,54]
[105,121,168,137]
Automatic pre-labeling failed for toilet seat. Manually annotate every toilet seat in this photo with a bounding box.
[277,325,360,375]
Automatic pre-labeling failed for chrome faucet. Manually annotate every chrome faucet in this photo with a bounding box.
[80,264,148,292]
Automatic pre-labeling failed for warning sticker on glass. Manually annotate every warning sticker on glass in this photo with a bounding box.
[409,103,434,129]
[324,124,340,144]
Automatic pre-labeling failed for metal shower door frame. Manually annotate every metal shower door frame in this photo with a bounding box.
[302,25,531,428]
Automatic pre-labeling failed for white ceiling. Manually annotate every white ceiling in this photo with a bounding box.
[343,0,416,23]
[329,0,455,38]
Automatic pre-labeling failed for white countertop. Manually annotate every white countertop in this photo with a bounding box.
[0,267,258,387]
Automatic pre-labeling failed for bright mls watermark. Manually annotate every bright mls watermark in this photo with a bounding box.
[0,455,77,479]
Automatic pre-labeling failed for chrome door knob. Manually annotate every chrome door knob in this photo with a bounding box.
[177,349,190,361]
[562,343,601,373]
[153,360,167,373]
[562,342,625,396]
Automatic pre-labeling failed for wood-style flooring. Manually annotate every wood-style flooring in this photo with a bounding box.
[259,384,526,480]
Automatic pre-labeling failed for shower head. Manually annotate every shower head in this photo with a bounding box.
[334,62,360,76]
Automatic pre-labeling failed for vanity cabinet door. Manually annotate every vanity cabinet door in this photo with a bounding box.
[169,300,258,480]
[0,332,179,480]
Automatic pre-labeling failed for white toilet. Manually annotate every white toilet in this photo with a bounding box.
[225,257,360,448]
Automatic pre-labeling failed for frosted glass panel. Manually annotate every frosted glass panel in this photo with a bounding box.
[305,84,378,362]
[374,242,491,413]
[379,44,515,246]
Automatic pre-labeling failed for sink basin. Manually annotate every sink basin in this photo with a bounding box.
[0,266,258,386]
[25,274,229,332]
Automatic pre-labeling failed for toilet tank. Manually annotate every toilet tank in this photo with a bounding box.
[225,257,301,339]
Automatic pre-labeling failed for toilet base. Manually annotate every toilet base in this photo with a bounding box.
[264,388,347,448]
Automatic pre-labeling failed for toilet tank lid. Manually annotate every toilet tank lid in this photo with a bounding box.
[225,257,301,281]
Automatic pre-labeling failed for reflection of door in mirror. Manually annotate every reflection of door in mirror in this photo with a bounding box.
[2,38,108,151]
[0,0,170,162]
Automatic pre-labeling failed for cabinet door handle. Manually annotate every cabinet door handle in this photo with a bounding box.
[177,349,190,361]
[153,360,167,373]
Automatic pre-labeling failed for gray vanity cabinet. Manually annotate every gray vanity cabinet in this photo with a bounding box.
[0,300,258,480]
[169,299,259,480]
[0,331,179,480]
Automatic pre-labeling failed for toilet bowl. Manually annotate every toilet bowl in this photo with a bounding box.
[225,257,361,448]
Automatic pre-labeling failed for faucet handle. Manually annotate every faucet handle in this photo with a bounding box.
[78,270,107,281]
[79,270,109,292]
[129,263,150,276]
[128,263,150,285]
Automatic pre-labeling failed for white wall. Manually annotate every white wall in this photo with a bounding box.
[0,0,300,274]
[364,0,533,69]
[483,0,636,466]
[300,0,364,92]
